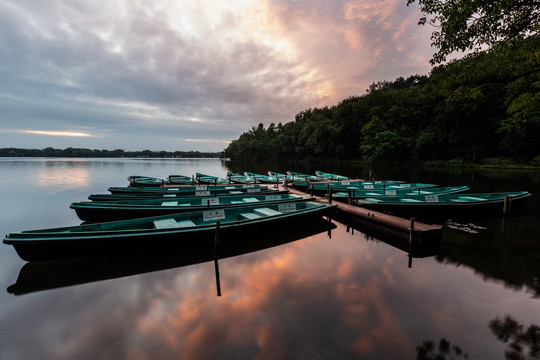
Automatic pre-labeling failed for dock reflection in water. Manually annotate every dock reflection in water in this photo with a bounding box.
[8,217,336,296]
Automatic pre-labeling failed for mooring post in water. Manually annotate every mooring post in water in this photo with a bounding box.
[409,218,415,244]
[214,259,221,297]
[328,189,332,204]
[347,189,351,204]
[327,185,332,204]
[213,221,222,296]
[503,195,511,215]
[213,221,221,259]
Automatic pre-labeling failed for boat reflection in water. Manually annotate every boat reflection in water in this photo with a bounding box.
[332,211,442,269]
[7,217,336,296]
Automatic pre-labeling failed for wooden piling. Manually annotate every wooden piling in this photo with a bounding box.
[503,195,510,215]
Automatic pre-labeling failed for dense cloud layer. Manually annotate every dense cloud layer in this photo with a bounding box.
[0,0,432,151]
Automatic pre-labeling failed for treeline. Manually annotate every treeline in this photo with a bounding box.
[0,147,220,158]
[223,35,539,164]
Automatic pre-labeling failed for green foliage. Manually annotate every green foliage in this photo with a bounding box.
[223,35,539,163]
[407,0,540,64]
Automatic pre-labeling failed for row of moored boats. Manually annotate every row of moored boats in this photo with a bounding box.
[3,170,531,262]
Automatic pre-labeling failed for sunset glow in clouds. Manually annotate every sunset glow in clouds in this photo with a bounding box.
[0,0,433,151]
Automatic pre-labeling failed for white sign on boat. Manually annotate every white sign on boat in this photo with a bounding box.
[203,209,225,221]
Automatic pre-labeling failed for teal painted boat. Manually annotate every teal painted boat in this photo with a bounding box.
[127,175,166,187]
[226,172,259,184]
[268,171,293,181]
[4,201,336,261]
[196,173,229,185]
[90,186,288,201]
[296,182,436,196]
[332,186,469,200]
[7,217,337,295]
[315,171,350,180]
[72,193,312,222]
[355,191,531,217]
[244,172,279,184]
[167,174,195,185]
[287,171,327,181]
[108,184,269,195]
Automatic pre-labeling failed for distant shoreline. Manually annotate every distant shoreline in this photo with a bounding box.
[0,147,222,159]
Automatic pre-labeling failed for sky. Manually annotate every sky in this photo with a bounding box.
[0,0,435,152]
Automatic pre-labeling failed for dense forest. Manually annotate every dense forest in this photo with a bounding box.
[223,0,539,165]
[0,147,220,158]
[223,34,539,164]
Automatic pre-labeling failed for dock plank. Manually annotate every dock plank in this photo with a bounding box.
[285,186,442,242]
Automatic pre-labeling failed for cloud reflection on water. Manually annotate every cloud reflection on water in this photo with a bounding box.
[128,226,426,359]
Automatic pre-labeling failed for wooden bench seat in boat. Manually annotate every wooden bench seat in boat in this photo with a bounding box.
[253,207,282,216]
[239,212,262,220]
[153,218,196,228]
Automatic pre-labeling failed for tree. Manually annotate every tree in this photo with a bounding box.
[407,0,540,64]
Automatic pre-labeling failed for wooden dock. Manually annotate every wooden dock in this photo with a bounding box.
[285,186,442,244]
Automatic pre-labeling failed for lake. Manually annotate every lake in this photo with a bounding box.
[0,158,539,360]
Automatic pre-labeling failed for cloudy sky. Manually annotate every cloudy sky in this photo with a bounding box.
[0,0,434,152]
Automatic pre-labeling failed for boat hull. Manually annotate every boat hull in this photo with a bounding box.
[356,191,531,219]
[4,201,335,261]
[72,194,311,222]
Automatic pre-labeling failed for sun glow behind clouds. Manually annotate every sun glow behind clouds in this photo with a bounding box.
[23,130,94,137]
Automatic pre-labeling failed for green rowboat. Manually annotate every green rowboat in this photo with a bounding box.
[287,171,327,181]
[332,186,469,200]
[226,172,259,184]
[315,171,350,180]
[196,173,230,185]
[167,174,195,185]
[4,201,336,261]
[244,172,278,184]
[355,191,531,217]
[127,175,166,187]
[90,187,288,201]
[72,193,312,222]
[108,184,269,195]
[296,182,437,196]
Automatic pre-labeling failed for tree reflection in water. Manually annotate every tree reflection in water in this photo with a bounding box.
[416,338,469,360]
[417,316,540,360]
[489,315,540,360]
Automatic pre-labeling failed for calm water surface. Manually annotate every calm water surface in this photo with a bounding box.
[0,158,539,360]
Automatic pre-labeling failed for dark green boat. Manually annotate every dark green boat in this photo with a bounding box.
[127,175,166,187]
[315,171,350,180]
[355,191,531,217]
[72,193,312,222]
[88,188,290,201]
[108,184,270,195]
[226,172,259,184]
[244,172,278,184]
[332,186,469,200]
[167,174,195,185]
[295,182,436,196]
[4,201,336,262]
[196,173,229,185]
[287,171,327,182]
